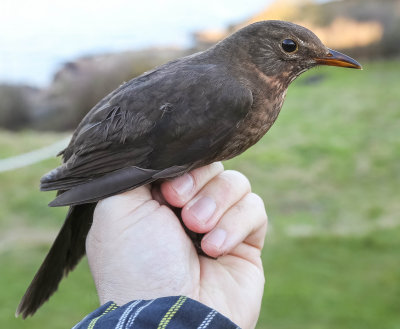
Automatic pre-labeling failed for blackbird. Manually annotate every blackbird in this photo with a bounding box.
[17,20,361,318]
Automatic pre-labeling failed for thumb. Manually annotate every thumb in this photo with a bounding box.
[93,185,153,225]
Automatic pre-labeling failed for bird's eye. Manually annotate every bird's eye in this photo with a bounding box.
[282,39,298,53]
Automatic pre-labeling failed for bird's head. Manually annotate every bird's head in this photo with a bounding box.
[228,20,361,84]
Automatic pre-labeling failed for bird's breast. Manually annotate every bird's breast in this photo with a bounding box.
[217,88,287,161]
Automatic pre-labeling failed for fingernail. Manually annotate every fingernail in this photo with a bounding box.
[171,174,194,196]
[204,228,226,250]
[188,196,216,224]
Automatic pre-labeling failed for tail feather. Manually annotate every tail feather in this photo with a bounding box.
[16,203,96,318]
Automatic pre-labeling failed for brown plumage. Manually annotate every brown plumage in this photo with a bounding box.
[17,20,361,318]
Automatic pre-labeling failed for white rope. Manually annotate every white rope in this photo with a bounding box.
[0,136,71,173]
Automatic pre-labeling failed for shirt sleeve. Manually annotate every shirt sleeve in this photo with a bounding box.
[72,296,240,329]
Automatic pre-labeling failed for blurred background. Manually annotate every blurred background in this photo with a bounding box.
[0,0,399,328]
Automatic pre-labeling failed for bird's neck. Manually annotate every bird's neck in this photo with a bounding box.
[215,64,289,162]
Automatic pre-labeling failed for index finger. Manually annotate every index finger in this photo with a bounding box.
[160,162,224,207]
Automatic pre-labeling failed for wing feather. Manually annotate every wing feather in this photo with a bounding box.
[49,165,190,206]
[43,61,253,205]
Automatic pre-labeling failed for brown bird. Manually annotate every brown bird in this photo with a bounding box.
[17,20,361,318]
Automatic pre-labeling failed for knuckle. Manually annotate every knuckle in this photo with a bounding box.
[247,193,268,222]
[247,192,264,207]
[191,162,224,187]
[219,170,251,192]
[208,161,224,175]
[215,171,237,191]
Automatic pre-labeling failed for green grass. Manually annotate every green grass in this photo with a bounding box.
[258,228,400,329]
[0,60,399,328]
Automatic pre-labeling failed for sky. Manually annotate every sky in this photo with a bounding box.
[0,0,271,87]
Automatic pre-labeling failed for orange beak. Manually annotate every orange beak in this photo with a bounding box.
[315,49,362,69]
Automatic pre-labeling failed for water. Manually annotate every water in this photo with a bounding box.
[0,0,270,87]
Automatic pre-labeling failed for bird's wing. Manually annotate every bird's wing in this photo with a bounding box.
[43,63,253,206]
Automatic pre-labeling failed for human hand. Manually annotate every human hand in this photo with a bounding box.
[86,162,267,329]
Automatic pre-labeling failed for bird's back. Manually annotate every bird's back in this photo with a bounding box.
[41,50,255,204]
